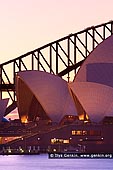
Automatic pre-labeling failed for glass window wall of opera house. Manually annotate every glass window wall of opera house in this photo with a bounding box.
[1,34,113,154]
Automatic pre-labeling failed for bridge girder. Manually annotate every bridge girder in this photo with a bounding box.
[0,20,113,107]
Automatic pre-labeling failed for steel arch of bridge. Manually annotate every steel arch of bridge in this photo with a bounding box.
[0,20,113,107]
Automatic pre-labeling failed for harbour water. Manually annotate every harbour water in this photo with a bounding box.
[0,154,113,170]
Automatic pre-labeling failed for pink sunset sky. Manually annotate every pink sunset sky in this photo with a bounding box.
[1,0,113,119]
[0,0,113,64]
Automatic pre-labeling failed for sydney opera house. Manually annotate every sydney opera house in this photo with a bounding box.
[1,33,113,154]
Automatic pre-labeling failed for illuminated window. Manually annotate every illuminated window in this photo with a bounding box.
[51,138,69,144]
[21,116,28,124]
[79,114,89,120]
[63,140,69,144]
[83,131,87,135]
[72,130,82,135]
[72,130,100,136]
[72,130,76,135]
[51,138,63,144]
[51,138,56,144]
[57,139,63,143]
[77,131,82,135]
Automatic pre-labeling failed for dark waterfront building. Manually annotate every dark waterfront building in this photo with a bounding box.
[0,119,113,154]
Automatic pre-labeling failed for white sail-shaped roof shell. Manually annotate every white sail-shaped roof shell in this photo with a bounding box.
[75,34,113,87]
[16,70,77,123]
[0,98,9,121]
[69,82,113,122]
[70,34,113,122]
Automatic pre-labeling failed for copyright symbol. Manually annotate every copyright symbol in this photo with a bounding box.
[50,154,54,158]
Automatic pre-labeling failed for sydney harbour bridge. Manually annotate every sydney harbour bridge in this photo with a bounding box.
[1,20,113,115]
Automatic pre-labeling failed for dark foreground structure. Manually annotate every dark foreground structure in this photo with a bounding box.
[0,118,113,154]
